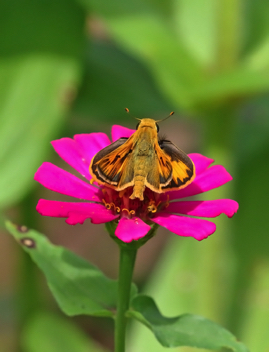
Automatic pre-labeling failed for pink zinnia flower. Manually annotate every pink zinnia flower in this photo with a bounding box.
[34,125,238,243]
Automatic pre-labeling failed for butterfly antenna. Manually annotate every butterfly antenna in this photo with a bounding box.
[156,111,174,123]
[125,108,141,121]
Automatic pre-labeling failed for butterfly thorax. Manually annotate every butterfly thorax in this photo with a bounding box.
[134,128,156,153]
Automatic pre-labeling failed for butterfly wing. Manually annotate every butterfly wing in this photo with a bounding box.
[90,136,135,188]
[158,139,195,191]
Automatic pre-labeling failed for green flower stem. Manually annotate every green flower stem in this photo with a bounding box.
[115,245,137,352]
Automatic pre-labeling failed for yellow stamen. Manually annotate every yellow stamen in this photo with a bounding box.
[121,208,136,217]
[147,199,158,213]
[147,204,157,213]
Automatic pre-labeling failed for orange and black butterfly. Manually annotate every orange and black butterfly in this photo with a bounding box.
[89,113,195,200]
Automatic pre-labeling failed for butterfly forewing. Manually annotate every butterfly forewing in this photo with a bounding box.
[90,137,131,186]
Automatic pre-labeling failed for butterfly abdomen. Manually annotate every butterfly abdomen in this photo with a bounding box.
[129,157,148,200]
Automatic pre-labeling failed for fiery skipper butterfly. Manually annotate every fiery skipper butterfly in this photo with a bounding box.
[89,112,195,200]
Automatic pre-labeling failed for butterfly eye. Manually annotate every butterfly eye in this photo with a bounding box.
[156,123,160,133]
[136,122,141,130]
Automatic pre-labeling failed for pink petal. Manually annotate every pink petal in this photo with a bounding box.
[163,199,239,218]
[151,213,216,240]
[36,199,118,225]
[51,133,111,181]
[167,165,233,200]
[188,153,214,175]
[74,133,111,161]
[34,162,102,201]
[51,138,91,181]
[115,217,151,243]
[111,125,136,142]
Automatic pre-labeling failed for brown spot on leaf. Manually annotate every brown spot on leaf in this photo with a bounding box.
[17,225,28,233]
[20,238,36,248]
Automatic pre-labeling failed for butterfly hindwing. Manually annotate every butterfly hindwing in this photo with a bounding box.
[158,139,195,190]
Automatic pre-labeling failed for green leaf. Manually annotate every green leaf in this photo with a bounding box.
[0,0,85,208]
[73,40,170,120]
[83,4,269,112]
[174,0,217,66]
[245,35,269,71]
[97,12,269,111]
[128,295,249,352]
[106,14,204,110]
[22,312,106,352]
[236,95,269,161]
[190,67,269,109]
[0,57,80,209]
[6,221,137,317]
[243,0,269,53]
[77,0,173,18]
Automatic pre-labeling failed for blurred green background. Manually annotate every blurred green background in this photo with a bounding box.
[1,0,269,351]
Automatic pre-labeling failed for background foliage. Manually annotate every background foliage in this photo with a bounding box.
[1,0,269,351]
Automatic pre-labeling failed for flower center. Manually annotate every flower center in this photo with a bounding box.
[101,186,169,221]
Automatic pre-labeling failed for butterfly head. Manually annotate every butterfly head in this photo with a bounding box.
[134,111,174,132]
[135,118,160,132]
